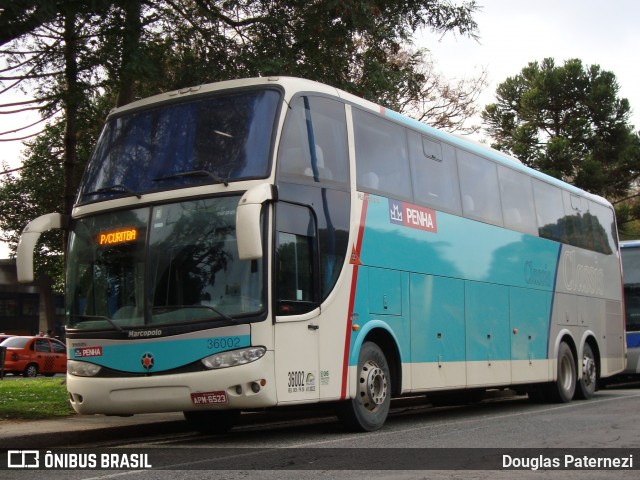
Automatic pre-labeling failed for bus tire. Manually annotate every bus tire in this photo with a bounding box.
[575,342,597,400]
[183,409,240,434]
[337,341,391,432]
[548,342,576,403]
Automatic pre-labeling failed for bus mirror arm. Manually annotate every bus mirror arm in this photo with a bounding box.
[16,213,69,283]
[236,184,277,260]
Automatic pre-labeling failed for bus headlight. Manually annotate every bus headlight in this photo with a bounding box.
[201,347,266,369]
[68,360,102,377]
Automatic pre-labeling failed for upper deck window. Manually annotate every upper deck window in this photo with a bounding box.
[79,88,281,203]
[354,109,412,200]
[277,95,349,189]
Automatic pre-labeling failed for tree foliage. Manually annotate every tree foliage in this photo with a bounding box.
[0,0,483,279]
[483,58,640,201]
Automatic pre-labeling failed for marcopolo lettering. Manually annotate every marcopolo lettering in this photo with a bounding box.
[128,329,162,338]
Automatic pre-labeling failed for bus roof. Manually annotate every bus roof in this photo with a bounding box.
[109,76,613,210]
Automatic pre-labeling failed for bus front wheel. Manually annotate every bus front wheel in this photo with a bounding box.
[337,341,391,432]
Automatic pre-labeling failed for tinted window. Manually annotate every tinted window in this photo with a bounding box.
[67,196,264,330]
[36,339,50,353]
[498,165,537,235]
[533,179,565,242]
[275,203,317,315]
[51,340,66,354]
[622,246,640,331]
[80,89,280,202]
[277,96,349,188]
[588,201,616,255]
[408,132,461,214]
[457,149,503,226]
[354,109,412,200]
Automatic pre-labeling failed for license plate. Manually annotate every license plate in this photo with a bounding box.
[191,391,228,405]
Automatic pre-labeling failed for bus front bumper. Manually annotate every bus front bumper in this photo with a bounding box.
[66,351,277,415]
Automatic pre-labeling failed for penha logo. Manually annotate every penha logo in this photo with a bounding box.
[389,199,437,233]
[74,346,103,358]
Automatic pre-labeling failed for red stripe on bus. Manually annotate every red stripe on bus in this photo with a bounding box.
[340,195,369,400]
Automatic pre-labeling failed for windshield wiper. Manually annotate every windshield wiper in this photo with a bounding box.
[153,170,229,187]
[152,305,237,325]
[84,184,141,199]
[70,314,125,332]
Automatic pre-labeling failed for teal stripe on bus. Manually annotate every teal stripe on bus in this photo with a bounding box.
[70,335,251,373]
[348,193,561,366]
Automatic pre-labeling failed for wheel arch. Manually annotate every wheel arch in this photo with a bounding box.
[351,321,403,396]
[553,329,578,379]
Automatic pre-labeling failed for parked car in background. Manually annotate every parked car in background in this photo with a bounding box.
[0,336,67,377]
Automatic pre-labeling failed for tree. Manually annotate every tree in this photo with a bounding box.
[0,0,484,279]
[482,58,640,200]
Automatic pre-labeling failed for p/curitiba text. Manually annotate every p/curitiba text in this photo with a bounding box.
[503,454,634,470]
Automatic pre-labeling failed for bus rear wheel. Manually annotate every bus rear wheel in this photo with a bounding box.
[183,410,240,434]
[337,341,391,432]
[548,342,576,403]
[575,343,597,400]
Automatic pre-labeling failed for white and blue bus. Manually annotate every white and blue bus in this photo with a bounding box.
[620,240,640,375]
[17,77,626,432]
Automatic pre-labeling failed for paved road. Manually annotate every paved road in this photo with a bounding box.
[3,384,640,479]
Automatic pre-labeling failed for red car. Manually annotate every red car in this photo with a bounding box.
[1,336,67,377]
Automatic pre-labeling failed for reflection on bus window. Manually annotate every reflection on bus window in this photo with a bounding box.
[277,96,349,188]
[354,109,412,200]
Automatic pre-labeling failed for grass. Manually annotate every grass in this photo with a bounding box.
[0,377,75,420]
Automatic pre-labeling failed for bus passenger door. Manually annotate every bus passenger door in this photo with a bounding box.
[273,202,321,403]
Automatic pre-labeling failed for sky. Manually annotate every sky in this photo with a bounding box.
[1,0,640,258]
[417,0,640,133]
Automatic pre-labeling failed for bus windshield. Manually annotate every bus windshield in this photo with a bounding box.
[66,196,264,330]
[79,88,280,203]
[622,246,640,332]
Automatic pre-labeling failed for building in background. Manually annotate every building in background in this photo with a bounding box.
[0,259,63,337]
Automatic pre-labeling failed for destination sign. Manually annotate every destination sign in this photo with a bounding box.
[97,228,138,246]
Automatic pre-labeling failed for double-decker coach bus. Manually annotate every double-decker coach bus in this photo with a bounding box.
[620,240,640,375]
[16,77,625,432]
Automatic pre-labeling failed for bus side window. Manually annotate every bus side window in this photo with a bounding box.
[497,165,537,236]
[354,109,412,201]
[533,179,564,243]
[275,202,319,316]
[457,149,503,226]
[588,201,616,255]
[408,132,461,214]
[277,96,349,188]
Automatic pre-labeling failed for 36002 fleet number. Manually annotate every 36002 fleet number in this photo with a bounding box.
[207,337,241,350]
[288,371,305,388]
